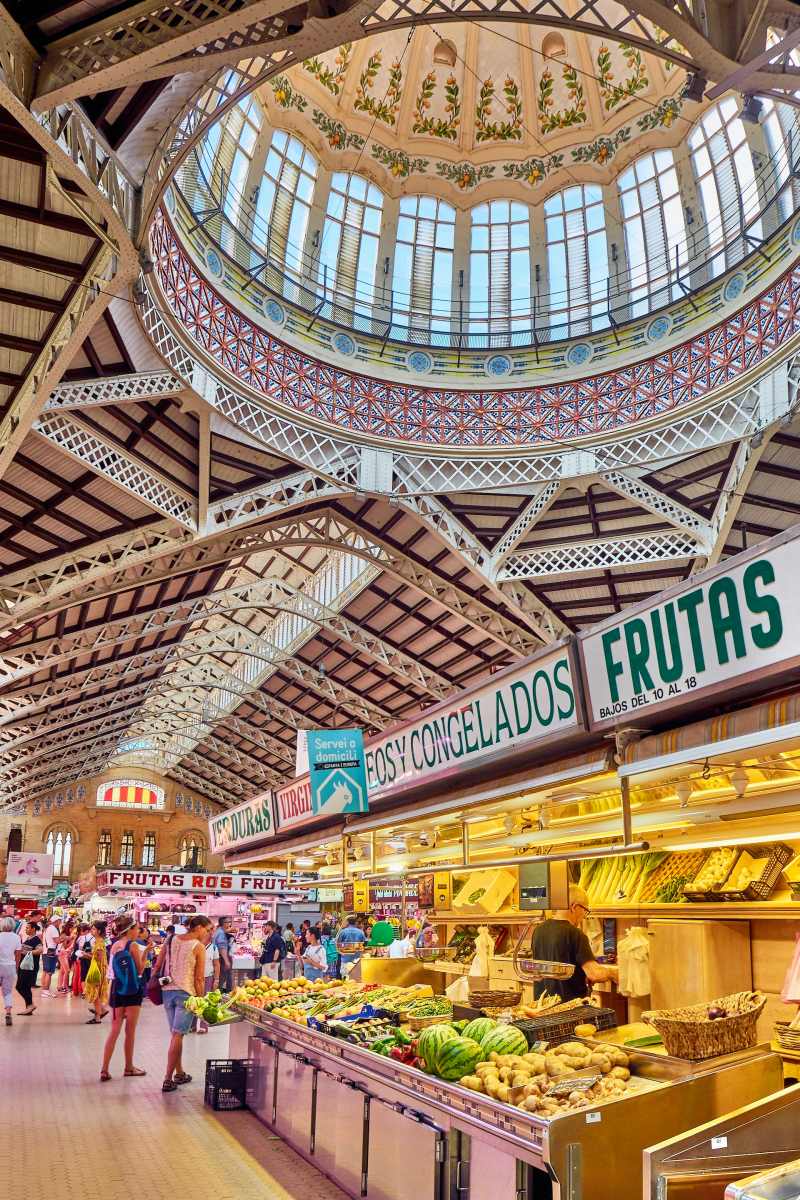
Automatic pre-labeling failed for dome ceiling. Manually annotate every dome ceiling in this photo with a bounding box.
[262,17,688,196]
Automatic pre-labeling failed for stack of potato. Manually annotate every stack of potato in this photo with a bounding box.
[460,1041,634,1117]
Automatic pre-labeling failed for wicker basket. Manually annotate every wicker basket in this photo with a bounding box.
[643,991,766,1060]
[469,988,522,1009]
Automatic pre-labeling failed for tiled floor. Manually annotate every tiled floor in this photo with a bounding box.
[0,989,347,1200]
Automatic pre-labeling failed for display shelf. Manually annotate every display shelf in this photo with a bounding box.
[429,911,534,923]
[591,901,800,920]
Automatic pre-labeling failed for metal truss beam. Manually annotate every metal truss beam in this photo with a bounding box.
[599,471,714,547]
[206,471,349,536]
[126,710,295,768]
[491,483,562,563]
[0,507,538,657]
[498,531,705,580]
[33,411,197,529]
[44,371,185,413]
[0,241,116,485]
[0,8,38,104]
[145,728,286,789]
[398,491,569,645]
[166,763,238,808]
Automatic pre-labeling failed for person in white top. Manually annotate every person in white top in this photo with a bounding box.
[0,917,22,1025]
[387,929,414,959]
[41,917,61,996]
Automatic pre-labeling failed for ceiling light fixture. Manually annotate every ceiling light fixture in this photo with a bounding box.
[683,72,707,102]
[728,768,749,799]
[294,856,316,867]
[675,780,693,808]
[740,94,763,125]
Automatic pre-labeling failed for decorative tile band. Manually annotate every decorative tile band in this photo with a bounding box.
[152,210,800,449]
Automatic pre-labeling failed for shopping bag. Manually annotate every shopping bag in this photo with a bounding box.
[19,951,34,971]
[85,958,101,988]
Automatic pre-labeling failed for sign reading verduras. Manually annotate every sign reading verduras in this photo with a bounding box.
[581,529,797,729]
[96,869,292,896]
[208,791,274,854]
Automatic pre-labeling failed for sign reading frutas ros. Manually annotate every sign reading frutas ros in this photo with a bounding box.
[581,537,791,727]
[208,790,274,854]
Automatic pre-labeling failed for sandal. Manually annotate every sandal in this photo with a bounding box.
[86,1018,101,1024]
[100,1071,112,1082]
[162,1079,178,1092]
[124,1067,147,1077]
[173,1072,192,1085]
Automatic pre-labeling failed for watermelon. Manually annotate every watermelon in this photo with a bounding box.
[479,1026,529,1059]
[435,1037,483,1081]
[416,1022,458,1071]
[461,1017,497,1046]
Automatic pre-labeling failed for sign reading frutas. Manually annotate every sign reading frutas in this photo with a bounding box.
[366,648,576,799]
[209,791,274,854]
[307,728,368,816]
[582,538,791,727]
[96,869,293,896]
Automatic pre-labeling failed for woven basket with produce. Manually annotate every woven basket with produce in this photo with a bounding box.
[643,991,766,1060]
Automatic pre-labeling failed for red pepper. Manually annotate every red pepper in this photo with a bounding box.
[389,1046,407,1062]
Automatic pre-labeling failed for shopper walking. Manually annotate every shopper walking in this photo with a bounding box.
[301,928,327,981]
[0,916,21,1025]
[40,915,60,997]
[320,923,339,979]
[15,921,42,1015]
[99,916,147,1081]
[260,921,286,981]
[213,917,233,992]
[160,914,213,1092]
[84,920,110,1023]
[57,920,76,994]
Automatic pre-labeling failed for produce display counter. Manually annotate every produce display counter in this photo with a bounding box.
[228,1010,783,1200]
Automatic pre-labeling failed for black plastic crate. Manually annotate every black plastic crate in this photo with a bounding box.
[204,1058,250,1111]
[512,1004,617,1048]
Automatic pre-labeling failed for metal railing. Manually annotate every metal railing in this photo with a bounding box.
[170,109,800,353]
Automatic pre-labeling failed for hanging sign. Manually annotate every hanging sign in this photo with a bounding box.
[417,873,435,909]
[96,869,292,896]
[352,879,370,913]
[208,791,274,854]
[6,852,54,888]
[581,530,797,729]
[308,729,368,817]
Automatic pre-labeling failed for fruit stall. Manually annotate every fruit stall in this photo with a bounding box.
[224,976,784,1199]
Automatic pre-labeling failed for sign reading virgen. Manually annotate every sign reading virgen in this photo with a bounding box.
[582,547,787,725]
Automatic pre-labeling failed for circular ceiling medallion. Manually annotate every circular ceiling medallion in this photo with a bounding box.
[566,342,594,368]
[722,272,746,304]
[164,186,176,214]
[645,314,673,342]
[485,353,513,378]
[264,298,286,326]
[332,331,356,357]
[792,217,800,246]
[406,349,434,374]
[205,248,223,279]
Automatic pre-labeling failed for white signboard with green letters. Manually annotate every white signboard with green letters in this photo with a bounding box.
[580,528,796,730]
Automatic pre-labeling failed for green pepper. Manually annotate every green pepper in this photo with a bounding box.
[394,1028,413,1045]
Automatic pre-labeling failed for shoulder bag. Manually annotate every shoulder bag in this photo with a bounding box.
[146,936,171,1006]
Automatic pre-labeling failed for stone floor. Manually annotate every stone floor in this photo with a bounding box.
[0,988,347,1200]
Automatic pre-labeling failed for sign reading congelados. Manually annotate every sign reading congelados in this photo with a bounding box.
[581,535,794,728]
[366,647,577,799]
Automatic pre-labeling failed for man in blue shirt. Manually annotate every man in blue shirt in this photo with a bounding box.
[336,914,366,972]
[214,917,233,992]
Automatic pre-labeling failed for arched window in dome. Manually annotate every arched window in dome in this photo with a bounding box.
[392,195,455,341]
[761,100,795,225]
[191,91,261,255]
[545,185,609,338]
[618,149,687,316]
[689,97,762,279]
[469,200,531,341]
[253,130,317,279]
[319,172,384,325]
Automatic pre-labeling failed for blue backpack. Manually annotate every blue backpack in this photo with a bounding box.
[112,945,141,996]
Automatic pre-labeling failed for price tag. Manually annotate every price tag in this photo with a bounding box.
[546,1074,601,1098]
[710,1136,728,1150]
[586,1112,602,1124]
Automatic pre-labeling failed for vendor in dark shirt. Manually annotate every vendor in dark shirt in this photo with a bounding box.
[533,886,618,1002]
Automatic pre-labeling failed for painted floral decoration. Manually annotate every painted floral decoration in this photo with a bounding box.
[475,76,523,142]
[312,109,365,151]
[504,153,564,185]
[271,75,307,112]
[637,96,683,131]
[412,72,461,140]
[303,42,353,95]
[538,64,587,134]
[371,143,429,178]
[435,161,494,189]
[571,127,631,165]
[597,44,648,111]
[354,51,403,126]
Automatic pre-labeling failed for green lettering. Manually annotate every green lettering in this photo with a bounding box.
[460,705,480,754]
[245,809,256,837]
[510,680,532,734]
[410,729,424,771]
[602,628,624,703]
[744,559,783,649]
[624,617,655,695]
[708,576,746,665]
[495,689,514,742]
[531,669,555,727]
[554,658,575,719]
[447,713,464,757]
[430,716,452,763]
[650,603,683,684]
[420,722,439,768]
[475,699,494,749]
[676,589,706,674]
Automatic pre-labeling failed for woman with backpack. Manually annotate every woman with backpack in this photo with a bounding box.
[99,916,148,1082]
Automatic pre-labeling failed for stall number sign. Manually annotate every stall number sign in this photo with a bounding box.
[582,541,793,726]
[209,791,274,854]
[352,880,370,913]
[434,873,452,910]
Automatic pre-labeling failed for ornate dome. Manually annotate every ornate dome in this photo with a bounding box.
[265,20,688,198]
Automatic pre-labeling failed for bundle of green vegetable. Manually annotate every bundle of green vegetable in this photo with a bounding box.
[184,990,237,1025]
[582,851,668,905]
